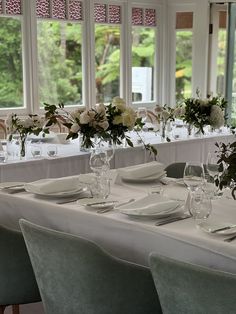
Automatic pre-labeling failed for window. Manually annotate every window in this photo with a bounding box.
[36,0,83,107]
[175,12,193,103]
[94,3,121,104]
[131,7,156,104]
[0,0,23,108]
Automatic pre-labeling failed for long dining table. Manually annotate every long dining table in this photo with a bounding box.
[1,169,236,314]
[0,130,234,182]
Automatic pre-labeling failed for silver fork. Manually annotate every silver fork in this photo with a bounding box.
[224,234,236,243]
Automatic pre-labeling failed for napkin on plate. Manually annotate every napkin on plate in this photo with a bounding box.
[117,161,165,180]
[24,176,81,194]
[117,194,180,216]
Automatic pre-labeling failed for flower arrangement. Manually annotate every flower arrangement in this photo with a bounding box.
[215,141,236,200]
[154,104,184,139]
[182,91,227,134]
[5,114,45,157]
[44,97,157,156]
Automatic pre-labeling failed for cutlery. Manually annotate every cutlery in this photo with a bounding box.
[155,214,191,226]
[87,200,118,206]
[224,234,236,243]
[1,184,24,189]
[211,224,236,233]
[97,198,136,214]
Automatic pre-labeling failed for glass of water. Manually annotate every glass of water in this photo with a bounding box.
[47,145,58,157]
[190,190,212,224]
[31,145,42,158]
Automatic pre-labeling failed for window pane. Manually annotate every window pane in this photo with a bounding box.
[0,16,23,108]
[175,12,193,103]
[216,11,227,95]
[95,24,120,103]
[132,27,155,103]
[37,21,82,106]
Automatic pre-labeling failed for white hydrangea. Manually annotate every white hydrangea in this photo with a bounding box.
[209,105,225,129]
[20,117,34,128]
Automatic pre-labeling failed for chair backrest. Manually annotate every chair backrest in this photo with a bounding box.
[0,225,41,306]
[20,219,162,314]
[149,253,236,314]
[164,162,186,178]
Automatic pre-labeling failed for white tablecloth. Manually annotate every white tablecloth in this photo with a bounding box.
[2,172,236,314]
[0,132,234,183]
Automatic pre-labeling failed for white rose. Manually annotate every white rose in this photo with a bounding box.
[80,110,93,124]
[70,110,81,120]
[113,115,123,125]
[209,105,225,129]
[98,120,109,130]
[122,108,137,129]
[71,123,80,133]
[112,97,126,112]
[96,103,106,116]
[199,99,209,107]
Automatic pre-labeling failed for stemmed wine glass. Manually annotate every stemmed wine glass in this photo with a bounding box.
[183,162,205,214]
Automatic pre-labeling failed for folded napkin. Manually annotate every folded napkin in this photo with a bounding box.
[117,161,165,180]
[118,195,180,216]
[24,176,81,194]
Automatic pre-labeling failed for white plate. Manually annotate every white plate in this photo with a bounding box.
[0,182,25,189]
[198,221,236,235]
[24,186,84,198]
[117,195,182,218]
[121,172,166,183]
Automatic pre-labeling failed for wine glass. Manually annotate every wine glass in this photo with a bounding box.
[183,162,205,192]
[206,152,220,179]
[190,190,212,224]
[183,162,205,214]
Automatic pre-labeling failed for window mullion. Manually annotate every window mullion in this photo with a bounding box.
[22,0,38,114]
[82,0,96,108]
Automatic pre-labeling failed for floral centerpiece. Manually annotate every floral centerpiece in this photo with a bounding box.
[154,104,184,139]
[182,91,227,134]
[44,97,157,156]
[215,140,236,200]
[5,114,44,158]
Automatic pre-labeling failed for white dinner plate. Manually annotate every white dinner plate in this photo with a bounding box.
[24,186,84,198]
[117,195,182,218]
[121,172,166,183]
[198,221,236,235]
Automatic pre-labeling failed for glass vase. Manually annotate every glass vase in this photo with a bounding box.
[19,135,27,159]
[160,121,166,139]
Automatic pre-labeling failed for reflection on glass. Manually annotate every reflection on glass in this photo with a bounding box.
[95,25,120,104]
[37,21,82,107]
[132,27,155,103]
[0,17,23,108]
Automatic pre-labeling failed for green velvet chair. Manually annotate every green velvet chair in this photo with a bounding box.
[164,162,186,178]
[0,225,41,314]
[149,253,236,314]
[19,219,162,314]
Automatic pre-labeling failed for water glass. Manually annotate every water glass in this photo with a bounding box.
[190,190,212,224]
[89,176,110,199]
[47,145,58,157]
[0,150,7,163]
[89,148,109,175]
[31,145,42,158]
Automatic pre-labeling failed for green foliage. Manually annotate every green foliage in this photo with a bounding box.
[215,140,236,199]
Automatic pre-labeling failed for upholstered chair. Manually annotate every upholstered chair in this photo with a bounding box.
[0,225,41,314]
[149,253,236,314]
[20,219,162,314]
[164,162,186,178]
